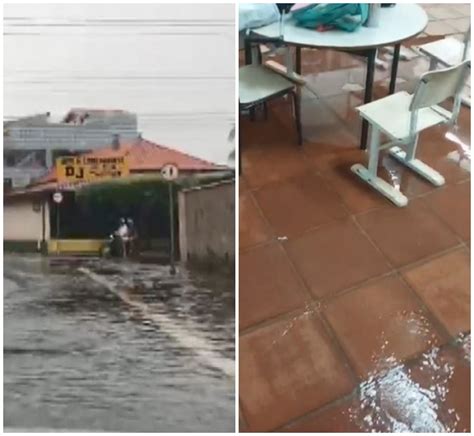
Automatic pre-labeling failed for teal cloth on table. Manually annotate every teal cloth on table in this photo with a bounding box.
[292,3,369,32]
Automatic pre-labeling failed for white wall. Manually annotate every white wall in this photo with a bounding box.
[4,199,49,241]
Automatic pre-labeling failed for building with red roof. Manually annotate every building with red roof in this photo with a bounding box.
[10,135,228,194]
[4,135,231,253]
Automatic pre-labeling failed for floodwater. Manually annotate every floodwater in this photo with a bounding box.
[4,254,235,432]
[3,4,235,164]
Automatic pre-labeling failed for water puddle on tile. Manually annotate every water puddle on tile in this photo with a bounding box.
[348,330,470,432]
[455,332,470,363]
[445,127,471,172]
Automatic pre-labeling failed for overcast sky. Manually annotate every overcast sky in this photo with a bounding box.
[4,4,235,164]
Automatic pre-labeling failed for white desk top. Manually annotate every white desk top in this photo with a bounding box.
[253,4,428,51]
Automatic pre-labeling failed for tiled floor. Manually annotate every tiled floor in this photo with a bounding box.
[239,3,470,432]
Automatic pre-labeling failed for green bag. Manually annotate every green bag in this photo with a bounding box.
[292,3,369,32]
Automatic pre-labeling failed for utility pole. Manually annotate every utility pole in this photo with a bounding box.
[168,181,176,275]
[161,163,179,275]
[53,192,63,255]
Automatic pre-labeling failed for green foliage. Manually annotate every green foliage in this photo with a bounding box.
[63,179,173,239]
[53,173,234,240]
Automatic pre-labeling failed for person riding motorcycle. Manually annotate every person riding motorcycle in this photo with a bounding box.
[126,218,137,256]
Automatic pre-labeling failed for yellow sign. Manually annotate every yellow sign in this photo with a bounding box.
[56,155,130,184]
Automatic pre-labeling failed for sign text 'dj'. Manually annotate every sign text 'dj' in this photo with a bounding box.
[56,156,130,184]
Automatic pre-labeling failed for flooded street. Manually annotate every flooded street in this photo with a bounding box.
[4,254,235,432]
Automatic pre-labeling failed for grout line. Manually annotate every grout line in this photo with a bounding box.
[239,303,314,338]
[275,390,358,432]
[395,269,454,344]
[397,242,467,273]
[350,209,465,342]
[317,310,360,385]
[320,269,397,304]
[239,236,274,255]
[240,226,466,338]
[238,398,250,432]
[240,174,319,304]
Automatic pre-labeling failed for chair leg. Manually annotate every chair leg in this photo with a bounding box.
[262,102,268,120]
[360,49,377,150]
[351,125,408,207]
[291,90,303,146]
[388,135,445,187]
[429,57,438,71]
[295,47,302,75]
[239,111,242,175]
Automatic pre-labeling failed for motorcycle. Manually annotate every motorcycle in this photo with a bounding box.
[100,233,126,258]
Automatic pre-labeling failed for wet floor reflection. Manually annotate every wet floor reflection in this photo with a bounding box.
[349,338,469,433]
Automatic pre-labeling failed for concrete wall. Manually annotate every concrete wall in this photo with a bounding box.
[4,198,50,244]
[178,180,234,264]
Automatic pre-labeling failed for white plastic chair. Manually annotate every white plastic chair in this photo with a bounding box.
[351,60,470,207]
[239,25,303,174]
[418,26,470,69]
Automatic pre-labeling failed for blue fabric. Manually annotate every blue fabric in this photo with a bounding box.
[292,3,369,32]
[239,4,280,31]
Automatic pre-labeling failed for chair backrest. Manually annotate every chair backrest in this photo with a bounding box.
[410,60,470,111]
[462,25,470,61]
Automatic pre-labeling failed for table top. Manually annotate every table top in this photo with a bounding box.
[253,4,428,51]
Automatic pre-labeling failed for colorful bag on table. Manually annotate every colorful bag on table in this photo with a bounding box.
[292,3,369,32]
[238,3,280,31]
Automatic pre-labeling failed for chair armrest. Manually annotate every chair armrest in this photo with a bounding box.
[264,60,306,86]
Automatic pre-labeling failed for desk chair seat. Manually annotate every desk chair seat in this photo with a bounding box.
[418,37,470,69]
[417,27,470,107]
[357,91,451,140]
[239,64,296,106]
[351,60,470,207]
[239,64,302,174]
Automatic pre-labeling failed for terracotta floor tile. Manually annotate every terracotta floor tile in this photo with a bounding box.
[239,192,271,250]
[282,397,362,432]
[377,157,438,199]
[446,17,471,32]
[239,410,248,433]
[427,6,465,19]
[241,142,312,190]
[356,200,459,268]
[402,248,470,337]
[239,243,306,330]
[285,219,391,298]
[240,312,354,431]
[450,4,471,16]
[425,20,458,36]
[253,171,348,239]
[299,48,361,75]
[423,181,470,242]
[417,127,470,185]
[299,94,359,147]
[302,141,362,173]
[321,165,391,214]
[240,102,296,151]
[320,153,437,215]
[324,275,445,378]
[239,175,248,194]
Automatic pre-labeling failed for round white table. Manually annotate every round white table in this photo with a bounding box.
[250,4,428,149]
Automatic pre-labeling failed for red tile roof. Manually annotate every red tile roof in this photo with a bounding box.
[36,137,226,185]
